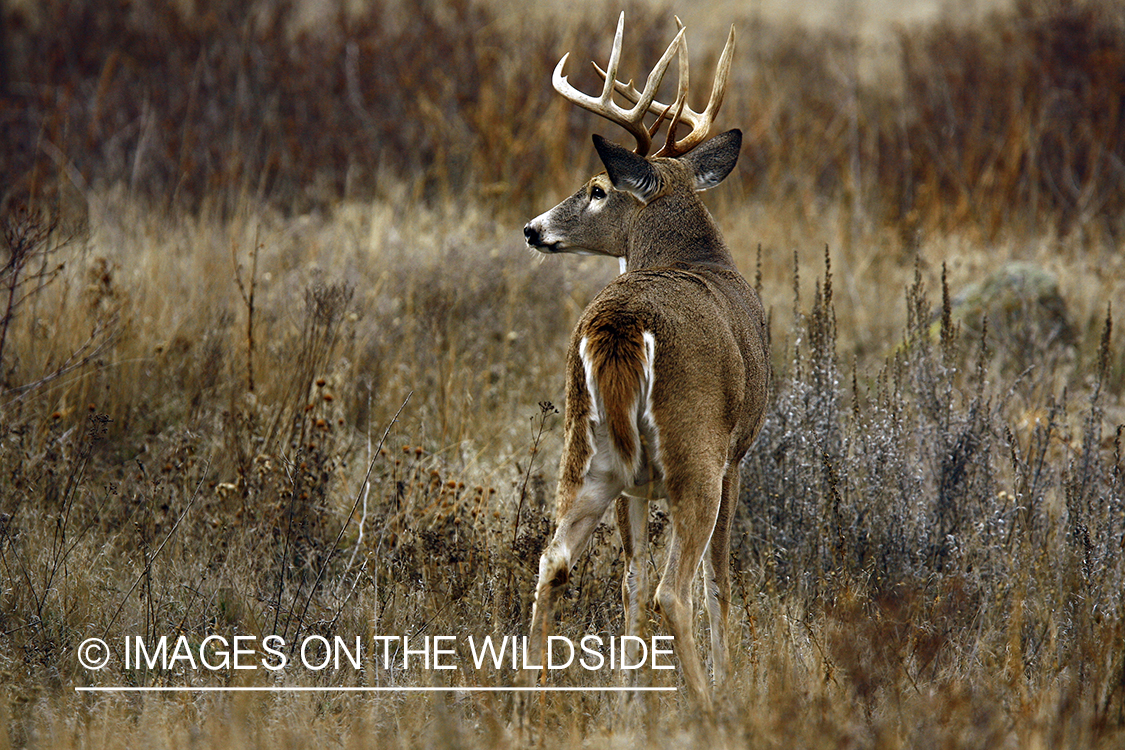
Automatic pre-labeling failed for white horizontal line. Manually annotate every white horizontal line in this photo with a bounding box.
[75,686,676,693]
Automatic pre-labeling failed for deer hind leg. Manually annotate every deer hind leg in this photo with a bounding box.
[653,464,725,710]
[524,466,624,689]
[616,492,650,687]
[702,465,738,690]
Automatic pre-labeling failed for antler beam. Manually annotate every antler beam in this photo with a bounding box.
[595,20,736,157]
[552,12,686,157]
[553,13,735,158]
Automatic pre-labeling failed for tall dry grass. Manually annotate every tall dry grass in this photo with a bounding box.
[0,0,1123,747]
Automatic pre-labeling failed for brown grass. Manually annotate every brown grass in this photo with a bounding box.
[1,0,1123,747]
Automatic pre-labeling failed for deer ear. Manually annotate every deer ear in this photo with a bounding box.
[680,129,742,191]
[593,135,661,204]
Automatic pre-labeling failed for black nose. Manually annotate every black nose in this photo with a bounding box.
[524,224,540,246]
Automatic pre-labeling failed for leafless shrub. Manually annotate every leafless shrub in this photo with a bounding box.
[740,248,1123,727]
[0,207,73,387]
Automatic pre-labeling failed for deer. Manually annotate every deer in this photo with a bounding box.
[520,12,769,713]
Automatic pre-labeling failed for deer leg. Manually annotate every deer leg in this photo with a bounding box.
[654,469,723,710]
[616,492,650,686]
[702,466,738,689]
[525,469,624,687]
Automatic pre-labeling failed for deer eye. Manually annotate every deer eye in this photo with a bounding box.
[590,185,607,200]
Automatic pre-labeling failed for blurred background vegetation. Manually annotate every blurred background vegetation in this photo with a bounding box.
[3,0,1124,236]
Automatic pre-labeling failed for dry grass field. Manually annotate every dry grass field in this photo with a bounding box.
[1,0,1124,747]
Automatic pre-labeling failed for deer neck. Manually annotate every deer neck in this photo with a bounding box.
[623,198,734,273]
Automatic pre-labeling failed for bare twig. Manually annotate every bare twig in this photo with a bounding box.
[0,316,120,408]
[288,392,411,647]
[231,232,260,393]
[102,455,212,637]
[511,401,558,551]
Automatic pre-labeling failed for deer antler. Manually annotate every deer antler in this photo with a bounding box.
[593,18,736,158]
[552,12,686,157]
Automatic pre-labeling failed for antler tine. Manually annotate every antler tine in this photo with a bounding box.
[657,17,691,156]
[657,22,734,156]
[599,11,627,102]
[595,22,737,158]
[693,25,736,135]
[553,12,686,156]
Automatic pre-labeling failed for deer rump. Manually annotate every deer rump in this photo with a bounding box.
[559,267,762,516]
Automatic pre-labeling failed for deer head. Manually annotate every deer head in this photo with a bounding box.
[523,12,740,270]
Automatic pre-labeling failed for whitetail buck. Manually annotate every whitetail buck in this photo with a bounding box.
[521,13,769,711]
